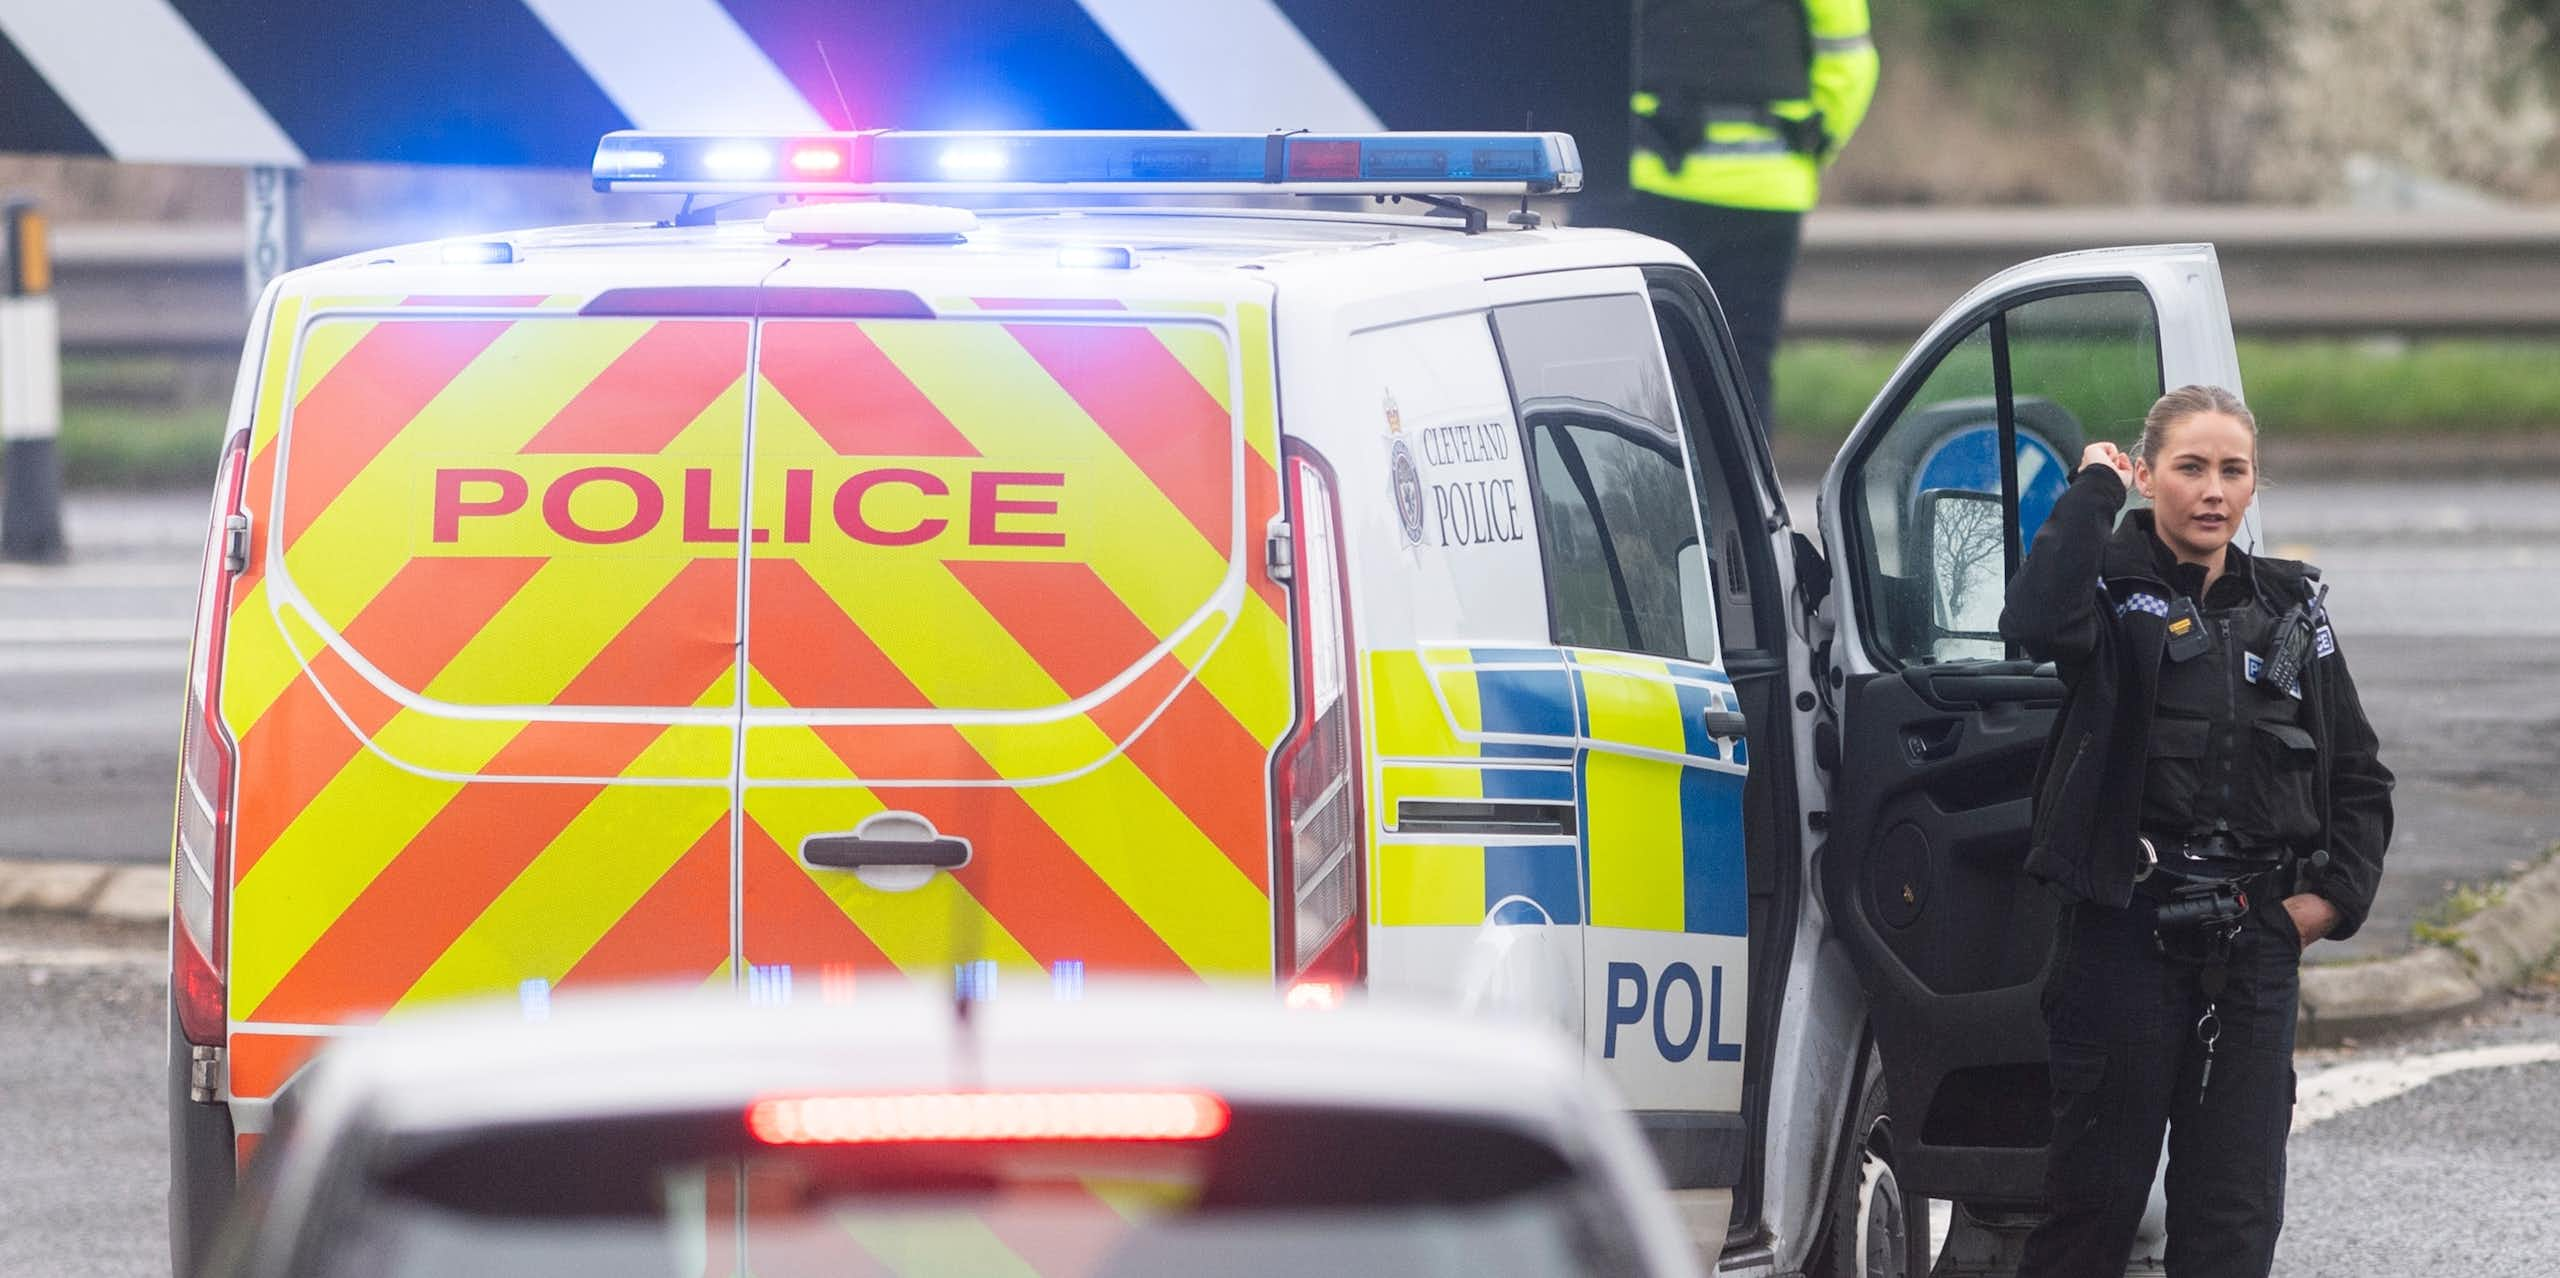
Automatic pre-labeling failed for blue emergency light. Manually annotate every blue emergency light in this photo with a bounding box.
[592,130,1583,196]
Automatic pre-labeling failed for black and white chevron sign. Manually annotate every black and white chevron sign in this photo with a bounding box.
[0,0,1627,184]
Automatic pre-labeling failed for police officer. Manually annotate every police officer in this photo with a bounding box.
[1999,385,2393,1277]
[1620,0,1877,427]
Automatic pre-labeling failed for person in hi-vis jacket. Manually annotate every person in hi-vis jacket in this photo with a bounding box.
[1619,0,1877,429]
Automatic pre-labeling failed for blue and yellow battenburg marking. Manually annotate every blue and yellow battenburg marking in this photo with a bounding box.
[1568,649,1747,937]
[1366,646,1748,937]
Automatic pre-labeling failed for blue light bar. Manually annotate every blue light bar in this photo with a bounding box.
[592,130,1583,197]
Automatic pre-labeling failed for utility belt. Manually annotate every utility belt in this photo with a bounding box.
[2134,832,2293,964]
[2134,831,2317,1107]
[1636,98,1829,163]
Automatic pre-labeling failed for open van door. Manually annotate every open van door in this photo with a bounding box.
[1815,246,2243,1205]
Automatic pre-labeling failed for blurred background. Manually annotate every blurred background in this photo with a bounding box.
[4,11,2558,1273]
[2,0,2558,487]
[1847,0,2560,207]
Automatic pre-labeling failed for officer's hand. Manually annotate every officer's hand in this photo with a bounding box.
[2282,893,2341,952]
[2080,442,2135,486]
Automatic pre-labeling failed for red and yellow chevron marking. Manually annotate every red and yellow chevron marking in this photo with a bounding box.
[218,294,1292,1081]
[739,310,1286,985]
[227,1032,324,1100]
[226,302,748,1054]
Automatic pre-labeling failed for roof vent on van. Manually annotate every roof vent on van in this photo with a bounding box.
[766,202,978,246]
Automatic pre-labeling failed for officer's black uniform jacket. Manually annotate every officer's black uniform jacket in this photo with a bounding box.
[1998,464,2395,938]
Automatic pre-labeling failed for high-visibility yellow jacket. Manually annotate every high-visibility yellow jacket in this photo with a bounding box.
[1630,0,1878,213]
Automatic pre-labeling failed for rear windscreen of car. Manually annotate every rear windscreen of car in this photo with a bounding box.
[311,1107,1646,1278]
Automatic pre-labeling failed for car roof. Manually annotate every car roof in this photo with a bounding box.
[261,989,1704,1277]
[293,985,1615,1151]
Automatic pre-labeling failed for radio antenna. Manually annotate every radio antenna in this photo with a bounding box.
[1516,109,1537,227]
[815,39,855,131]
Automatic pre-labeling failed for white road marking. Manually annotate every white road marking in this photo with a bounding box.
[2293,1041,2560,1133]
[0,562,203,587]
[0,649,184,674]
[0,944,161,969]
[0,620,187,642]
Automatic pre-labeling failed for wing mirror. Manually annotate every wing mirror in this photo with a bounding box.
[1913,488,2005,661]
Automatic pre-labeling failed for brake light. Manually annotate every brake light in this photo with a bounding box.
[1271,447,1365,987]
[747,1091,1230,1145]
[173,432,248,1047]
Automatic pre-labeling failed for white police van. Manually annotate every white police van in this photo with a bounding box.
[175,127,2239,1277]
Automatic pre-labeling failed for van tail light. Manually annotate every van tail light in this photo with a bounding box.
[174,432,249,1048]
[1271,446,1365,987]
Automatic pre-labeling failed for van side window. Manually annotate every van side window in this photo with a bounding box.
[1493,295,1712,662]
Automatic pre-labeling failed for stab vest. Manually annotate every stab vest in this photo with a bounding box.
[1638,0,1812,106]
[2127,573,2323,852]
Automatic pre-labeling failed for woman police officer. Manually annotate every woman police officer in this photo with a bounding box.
[1999,385,2393,1276]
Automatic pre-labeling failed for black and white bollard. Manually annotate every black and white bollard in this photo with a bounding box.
[1,199,64,563]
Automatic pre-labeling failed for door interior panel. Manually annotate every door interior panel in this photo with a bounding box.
[1819,662,2062,1204]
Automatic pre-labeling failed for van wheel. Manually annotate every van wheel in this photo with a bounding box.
[1812,1067,1933,1278]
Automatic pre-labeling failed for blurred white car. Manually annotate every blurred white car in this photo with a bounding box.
[202,987,1703,1278]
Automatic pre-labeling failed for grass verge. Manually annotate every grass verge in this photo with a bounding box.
[61,402,228,489]
[1770,336,2560,450]
[2412,878,2510,962]
[53,357,229,489]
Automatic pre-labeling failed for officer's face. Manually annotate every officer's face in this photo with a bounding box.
[2135,411,2257,565]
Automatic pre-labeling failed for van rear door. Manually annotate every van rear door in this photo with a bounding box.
[225,289,760,1076]
[736,282,1293,991]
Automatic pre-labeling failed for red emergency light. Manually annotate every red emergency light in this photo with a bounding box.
[787,142,848,175]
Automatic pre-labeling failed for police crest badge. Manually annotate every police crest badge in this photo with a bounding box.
[1384,391,1425,546]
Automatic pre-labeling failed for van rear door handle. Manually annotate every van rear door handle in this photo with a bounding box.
[1701,709,1749,739]
[802,834,971,870]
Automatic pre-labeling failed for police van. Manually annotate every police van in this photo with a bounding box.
[170,129,2244,1276]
